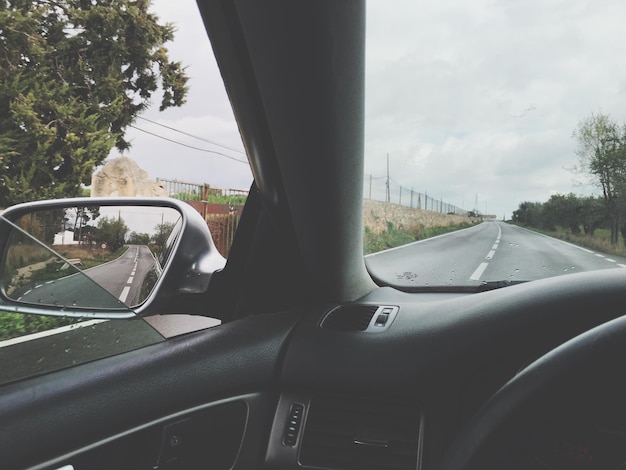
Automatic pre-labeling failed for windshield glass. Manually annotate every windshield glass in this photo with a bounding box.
[364,0,626,289]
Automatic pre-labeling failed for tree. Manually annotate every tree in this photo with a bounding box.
[578,196,608,236]
[15,208,65,245]
[151,221,176,251]
[512,201,543,227]
[0,0,188,206]
[95,215,128,252]
[127,231,151,245]
[542,193,582,234]
[573,113,626,244]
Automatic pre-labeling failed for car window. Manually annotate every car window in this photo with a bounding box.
[364,0,626,290]
[0,0,246,384]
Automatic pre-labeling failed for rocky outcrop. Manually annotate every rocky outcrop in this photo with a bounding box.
[91,157,167,197]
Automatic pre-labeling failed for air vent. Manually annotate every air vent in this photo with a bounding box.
[299,395,421,470]
[321,305,398,332]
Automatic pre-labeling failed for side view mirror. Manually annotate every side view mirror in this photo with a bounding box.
[0,197,226,319]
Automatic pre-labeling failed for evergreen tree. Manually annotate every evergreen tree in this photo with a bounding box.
[0,0,188,206]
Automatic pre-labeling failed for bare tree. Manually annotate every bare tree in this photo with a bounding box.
[573,113,626,244]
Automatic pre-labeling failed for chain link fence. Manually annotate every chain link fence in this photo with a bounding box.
[364,174,467,216]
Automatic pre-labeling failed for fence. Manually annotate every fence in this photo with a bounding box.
[157,178,248,204]
[159,176,467,255]
[364,174,467,216]
[158,178,248,257]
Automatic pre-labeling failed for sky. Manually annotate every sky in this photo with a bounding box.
[112,0,626,219]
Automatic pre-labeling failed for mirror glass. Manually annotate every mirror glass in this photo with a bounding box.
[2,205,182,310]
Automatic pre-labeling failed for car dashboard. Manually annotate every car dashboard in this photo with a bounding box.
[4,269,626,470]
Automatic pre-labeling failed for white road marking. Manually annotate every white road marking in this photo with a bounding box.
[606,258,617,263]
[619,264,626,268]
[119,286,131,303]
[127,276,134,284]
[468,223,502,281]
[470,262,489,281]
[595,253,605,258]
[0,319,107,348]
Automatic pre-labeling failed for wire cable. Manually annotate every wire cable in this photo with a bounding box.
[137,116,246,154]
[128,125,249,165]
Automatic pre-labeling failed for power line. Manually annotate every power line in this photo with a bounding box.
[137,116,246,155]
[128,125,249,165]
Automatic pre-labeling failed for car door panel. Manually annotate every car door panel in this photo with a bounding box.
[0,311,298,469]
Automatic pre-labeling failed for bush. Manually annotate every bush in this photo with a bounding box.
[0,311,82,342]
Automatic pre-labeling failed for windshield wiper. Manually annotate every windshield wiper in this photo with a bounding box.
[476,280,528,292]
[390,280,529,294]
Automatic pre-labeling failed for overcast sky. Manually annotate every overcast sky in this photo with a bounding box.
[113,0,626,219]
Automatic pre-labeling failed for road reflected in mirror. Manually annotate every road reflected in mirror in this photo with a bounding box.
[2,205,182,309]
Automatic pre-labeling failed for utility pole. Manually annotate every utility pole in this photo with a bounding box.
[385,153,390,203]
[369,174,372,199]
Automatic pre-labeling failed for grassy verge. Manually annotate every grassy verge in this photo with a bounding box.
[56,245,129,269]
[0,246,129,342]
[510,223,626,258]
[0,312,82,342]
[364,221,475,255]
[171,192,247,205]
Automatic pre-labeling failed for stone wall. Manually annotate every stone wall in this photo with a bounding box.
[363,199,473,234]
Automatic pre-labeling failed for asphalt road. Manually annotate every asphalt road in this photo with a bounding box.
[85,244,158,307]
[17,244,157,309]
[366,221,626,288]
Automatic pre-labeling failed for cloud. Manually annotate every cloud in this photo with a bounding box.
[110,0,626,219]
[364,0,626,217]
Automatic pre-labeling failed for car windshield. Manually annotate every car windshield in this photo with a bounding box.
[363,0,626,290]
[3,0,626,301]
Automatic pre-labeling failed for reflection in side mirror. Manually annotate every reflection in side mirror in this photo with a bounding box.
[2,205,182,309]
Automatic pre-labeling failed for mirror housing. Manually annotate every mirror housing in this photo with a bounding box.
[0,197,226,319]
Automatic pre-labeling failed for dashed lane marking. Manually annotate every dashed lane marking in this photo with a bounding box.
[468,224,502,281]
[119,286,130,303]
[470,262,489,281]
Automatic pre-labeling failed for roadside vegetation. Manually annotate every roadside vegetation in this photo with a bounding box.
[0,313,82,342]
[0,245,128,342]
[170,191,247,205]
[511,111,626,257]
[55,245,129,269]
[364,220,476,255]
[512,193,626,258]
[511,221,626,259]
